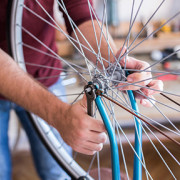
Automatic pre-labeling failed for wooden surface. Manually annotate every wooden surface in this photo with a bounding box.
[12,138,180,180]
[12,151,40,180]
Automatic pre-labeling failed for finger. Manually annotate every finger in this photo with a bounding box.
[133,87,153,99]
[147,80,164,95]
[87,117,106,132]
[133,90,147,100]
[118,56,152,90]
[73,145,97,155]
[82,141,104,152]
[118,76,151,91]
[140,95,156,107]
[126,73,151,90]
[118,71,152,91]
[120,56,150,70]
[79,94,88,109]
[87,131,107,144]
[69,130,106,153]
[136,80,163,97]
[131,90,149,101]
[75,119,107,141]
[73,135,105,155]
[77,128,107,144]
[116,47,127,61]
[132,79,164,100]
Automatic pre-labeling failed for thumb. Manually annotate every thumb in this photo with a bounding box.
[116,46,127,60]
[79,94,88,109]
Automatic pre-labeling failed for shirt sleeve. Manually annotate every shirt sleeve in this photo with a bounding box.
[59,0,96,35]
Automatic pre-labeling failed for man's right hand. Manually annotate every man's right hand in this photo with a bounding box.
[53,95,107,155]
[0,49,107,155]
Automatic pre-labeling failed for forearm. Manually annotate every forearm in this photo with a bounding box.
[0,49,68,124]
[72,20,117,68]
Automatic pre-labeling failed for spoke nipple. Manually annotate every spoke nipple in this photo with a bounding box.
[96,89,103,96]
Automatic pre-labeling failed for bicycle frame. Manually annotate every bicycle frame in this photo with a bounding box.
[95,90,142,180]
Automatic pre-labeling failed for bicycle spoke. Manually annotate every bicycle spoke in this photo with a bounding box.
[86,154,96,176]
[115,121,153,180]
[142,123,179,178]
[23,2,97,60]
[112,74,180,98]
[137,90,180,134]
[128,11,180,54]
[102,93,151,180]
[12,0,180,179]
[127,0,166,50]
[116,125,130,180]
[104,87,180,136]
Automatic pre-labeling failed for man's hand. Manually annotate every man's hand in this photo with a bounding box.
[116,48,163,107]
[53,95,107,155]
[0,49,107,155]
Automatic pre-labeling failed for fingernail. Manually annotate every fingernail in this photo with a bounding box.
[148,90,154,95]
[142,100,147,106]
[127,77,133,82]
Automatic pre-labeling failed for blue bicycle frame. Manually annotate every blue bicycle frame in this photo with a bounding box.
[95,90,142,180]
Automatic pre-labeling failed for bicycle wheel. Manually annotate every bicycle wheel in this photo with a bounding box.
[10,0,180,179]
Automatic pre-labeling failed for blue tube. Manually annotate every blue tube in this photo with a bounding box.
[95,96,120,180]
[128,90,142,180]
